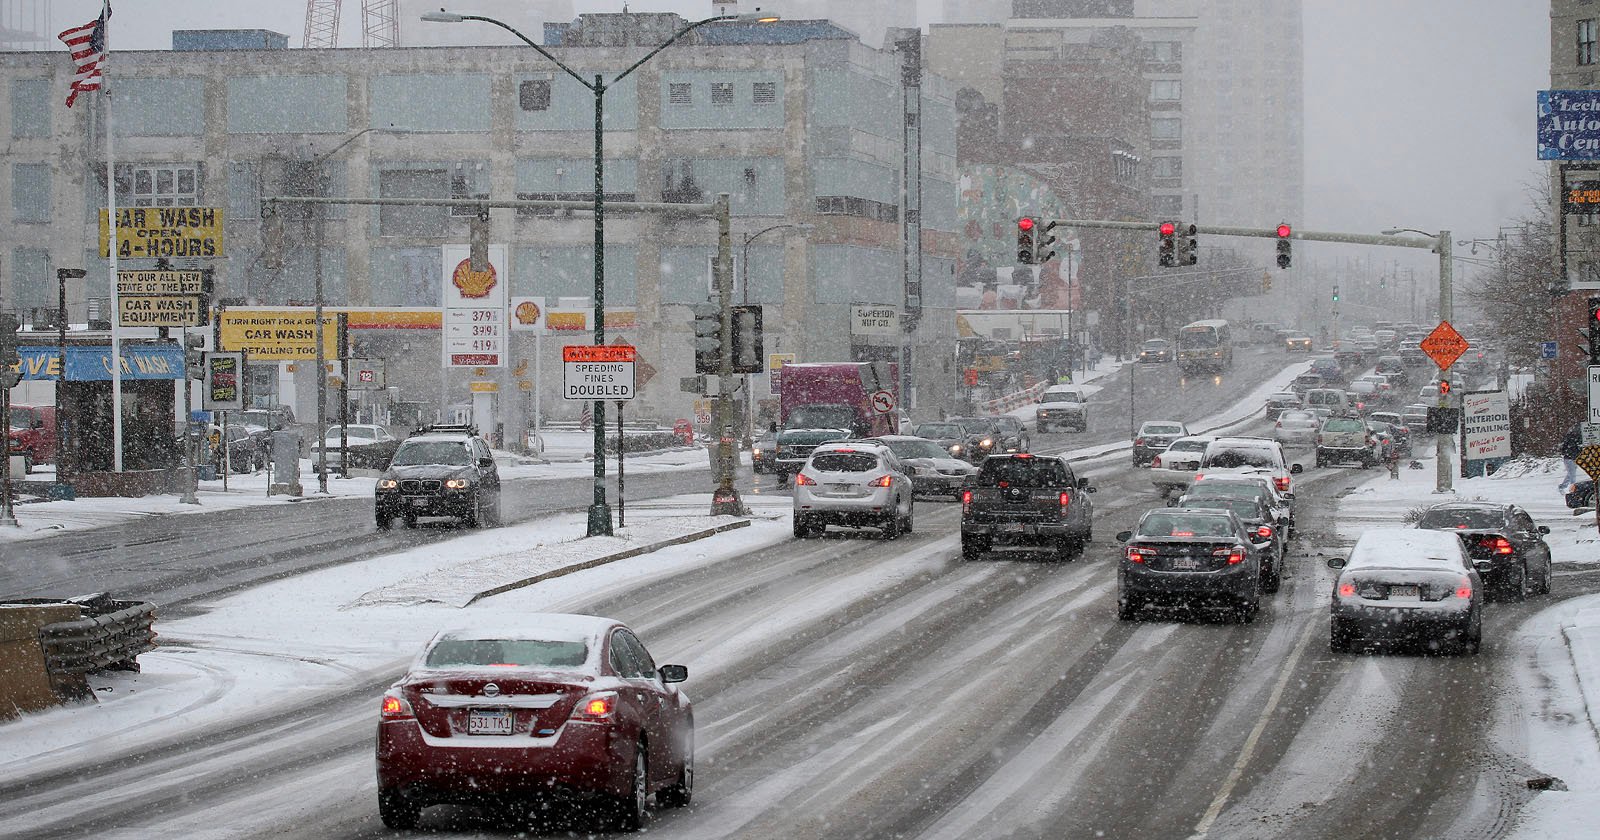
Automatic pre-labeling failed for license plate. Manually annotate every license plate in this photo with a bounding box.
[1388,585,1420,599]
[828,484,855,494]
[410,497,430,508]
[1171,557,1200,570]
[468,708,513,735]
[1001,523,1028,533]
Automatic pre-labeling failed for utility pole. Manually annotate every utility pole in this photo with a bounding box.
[711,193,742,515]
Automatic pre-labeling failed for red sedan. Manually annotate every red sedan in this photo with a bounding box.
[375,614,694,830]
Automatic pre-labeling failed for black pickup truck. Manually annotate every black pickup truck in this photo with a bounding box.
[960,453,1095,561]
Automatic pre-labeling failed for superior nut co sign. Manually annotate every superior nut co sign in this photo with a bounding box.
[562,345,636,401]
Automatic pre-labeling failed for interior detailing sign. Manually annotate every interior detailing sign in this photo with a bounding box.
[1462,390,1511,461]
[1538,90,1600,160]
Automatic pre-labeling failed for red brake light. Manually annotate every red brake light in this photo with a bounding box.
[1455,578,1473,599]
[380,693,413,721]
[1191,473,1204,482]
[1338,582,1356,597]
[869,475,893,488]
[1481,536,1513,555]
[961,489,973,514]
[1125,545,1155,563]
[795,473,817,486]
[1273,476,1290,492]
[1213,546,1245,564]
[833,448,857,453]
[1257,525,1273,539]
[1059,491,1071,510]
[1171,530,1195,537]
[1014,453,1034,459]
[572,691,618,721]
[1151,455,1163,468]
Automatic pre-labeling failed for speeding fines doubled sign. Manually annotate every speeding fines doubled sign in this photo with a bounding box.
[562,345,636,401]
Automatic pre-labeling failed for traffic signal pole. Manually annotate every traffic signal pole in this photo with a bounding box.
[1051,218,1456,491]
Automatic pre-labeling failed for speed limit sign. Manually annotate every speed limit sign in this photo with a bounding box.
[871,390,897,414]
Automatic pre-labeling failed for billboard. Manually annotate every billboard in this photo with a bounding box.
[1538,90,1600,160]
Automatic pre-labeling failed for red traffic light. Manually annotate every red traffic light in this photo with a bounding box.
[1439,381,1451,394]
[1276,224,1292,238]
[1159,222,1176,236]
[1018,217,1035,231]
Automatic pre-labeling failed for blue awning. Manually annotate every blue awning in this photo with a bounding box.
[13,344,185,381]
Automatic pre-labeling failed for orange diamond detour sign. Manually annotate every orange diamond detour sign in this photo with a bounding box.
[1419,320,1470,371]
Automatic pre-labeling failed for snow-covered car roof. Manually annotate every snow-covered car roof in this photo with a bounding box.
[1346,529,1467,570]
[432,613,619,644]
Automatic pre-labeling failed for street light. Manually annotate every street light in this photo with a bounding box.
[1382,226,1456,493]
[426,7,781,536]
[739,222,811,447]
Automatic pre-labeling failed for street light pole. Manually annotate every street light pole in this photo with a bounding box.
[739,222,808,446]
[424,7,779,536]
[1384,227,1454,492]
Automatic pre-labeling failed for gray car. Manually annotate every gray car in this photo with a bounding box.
[1327,528,1484,654]
[1115,508,1269,623]
[869,435,978,497]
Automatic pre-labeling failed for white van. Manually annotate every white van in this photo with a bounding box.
[1304,388,1352,415]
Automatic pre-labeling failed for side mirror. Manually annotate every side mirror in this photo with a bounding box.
[1325,557,1347,570]
[478,457,494,468]
[1289,464,1303,474]
[658,664,688,684]
[1086,485,1097,493]
[1472,560,1494,574]
[1077,477,1090,489]
[1538,525,1551,536]
[1115,530,1133,543]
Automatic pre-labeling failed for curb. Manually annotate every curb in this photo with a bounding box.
[462,519,751,606]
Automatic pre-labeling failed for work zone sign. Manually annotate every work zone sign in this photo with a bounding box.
[562,345,636,401]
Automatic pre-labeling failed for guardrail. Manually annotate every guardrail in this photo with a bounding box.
[38,593,157,677]
[982,382,1049,416]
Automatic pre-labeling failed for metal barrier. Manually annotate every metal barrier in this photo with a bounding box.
[981,382,1049,416]
[37,593,157,676]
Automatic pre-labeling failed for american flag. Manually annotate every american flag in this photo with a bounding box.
[58,1,111,108]
[579,403,593,430]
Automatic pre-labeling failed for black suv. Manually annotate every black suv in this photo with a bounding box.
[375,424,501,529]
[949,415,1029,462]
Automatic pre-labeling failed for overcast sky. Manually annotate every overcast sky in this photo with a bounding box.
[49,0,1551,253]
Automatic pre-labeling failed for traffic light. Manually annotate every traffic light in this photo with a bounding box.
[691,304,721,375]
[1181,224,1198,266]
[1261,272,1272,293]
[1017,217,1037,265]
[730,304,764,374]
[1158,221,1177,267]
[1331,285,1340,303]
[1589,297,1600,363]
[469,209,490,272]
[1276,223,1292,269]
[1438,380,1451,396]
[184,334,205,379]
[1038,220,1060,263]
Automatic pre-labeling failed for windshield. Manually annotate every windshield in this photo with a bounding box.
[1136,512,1235,538]
[884,439,948,459]
[914,423,962,439]
[810,452,878,472]
[1415,508,1504,530]
[1142,423,1184,435]
[390,441,472,466]
[977,457,1069,487]
[1042,389,1081,402]
[1141,340,1168,349]
[1322,418,1364,433]
[956,418,995,434]
[1178,327,1219,349]
[786,405,857,430]
[424,637,588,669]
[1205,447,1277,469]
[1188,481,1265,500]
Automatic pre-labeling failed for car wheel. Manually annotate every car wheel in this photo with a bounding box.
[1540,563,1553,595]
[1329,619,1354,653]
[960,535,989,561]
[614,740,648,831]
[1117,594,1141,621]
[900,504,914,535]
[463,494,482,528]
[1237,599,1259,624]
[881,508,901,540]
[657,733,693,809]
[1504,563,1528,602]
[378,789,421,830]
[1263,563,1282,594]
[1039,422,1050,434]
[375,510,393,531]
[793,514,815,539]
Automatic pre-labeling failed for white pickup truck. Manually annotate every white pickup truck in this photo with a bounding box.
[1035,385,1090,433]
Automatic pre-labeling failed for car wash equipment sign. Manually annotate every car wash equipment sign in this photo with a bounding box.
[442,244,508,368]
[563,345,635,401]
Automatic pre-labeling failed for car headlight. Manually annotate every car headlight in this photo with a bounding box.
[444,478,470,490]
[949,444,963,454]
[980,438,993,448]
[377,478,398,489]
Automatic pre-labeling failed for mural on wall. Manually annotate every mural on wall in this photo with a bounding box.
[955,164,1076,311]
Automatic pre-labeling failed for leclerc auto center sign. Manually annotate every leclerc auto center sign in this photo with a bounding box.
[1538,90,1600,159]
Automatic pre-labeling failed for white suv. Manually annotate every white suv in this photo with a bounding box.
[1195,436,1301,498]
[793,441,915,540]
[1035,385,1090,432]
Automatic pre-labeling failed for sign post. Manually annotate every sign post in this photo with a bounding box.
[1420,320,1469,493]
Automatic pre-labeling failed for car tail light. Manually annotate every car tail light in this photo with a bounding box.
[1151,455,1163,468]
[1125,545,1155,563]
[1015,453,1033,459]
[1191,473,1205,482]
[1212,546,1245,565]
[380,692,414,721]
[868,475,893,488]
[1316,435,1324,446]
[961,489,973,514]
[1480,535,1513,555]
[1059,491,1071,512]
[1338,582,1356,597]
[795,473,817,486]
[1273,476,1290,493]
[1454,578,1473,599]
[571,691,619,721]
[1274,420,1282,428]
[1135,437,1145,447]
[1257,525,1273,539]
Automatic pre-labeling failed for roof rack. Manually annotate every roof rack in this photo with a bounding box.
[415,423,478,437]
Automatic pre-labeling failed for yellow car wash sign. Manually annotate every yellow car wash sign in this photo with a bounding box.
[219,307,442,360]
[99,207,224,259]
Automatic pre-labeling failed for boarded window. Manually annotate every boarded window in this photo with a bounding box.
[669,83,692,105]
[752,81,777,105]
[710,82,734,105]
[519,79,551,111]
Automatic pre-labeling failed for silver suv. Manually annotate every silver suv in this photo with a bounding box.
[1316,416,1380,468]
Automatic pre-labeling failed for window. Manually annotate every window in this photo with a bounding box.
[669,83,692,105]
[1152,157,1182,179]
[1151,117,1181,140]
[519,79,551,111]
[1143,41,1180,63]
[449,163,489,217]
[1581,19,1597,66]
[753,81,777,105]
[710,82,734,105]
[378,168,449,237]
[130,164,199,206]
[1150,80,1181,102]
[12,163,51,222]
[1112,150,1139,183]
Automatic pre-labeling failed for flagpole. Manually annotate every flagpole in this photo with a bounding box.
[105,50,122,471]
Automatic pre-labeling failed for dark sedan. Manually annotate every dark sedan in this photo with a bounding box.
[1137,338,1174,363]
[1413,502,1552,600]
[1115,508,1269,623]
[376,615,693,830]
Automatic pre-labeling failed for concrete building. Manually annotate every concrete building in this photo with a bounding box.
[1546,0,1600,431]
[0,14,960,435]
[754,0,917,49]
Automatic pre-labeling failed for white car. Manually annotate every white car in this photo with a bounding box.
[1195,436,1301,498]
[1148,435,1214,497]
[870,435,977,498]
[1273,409,1320,448]
[1035,385,1090,432]
[793,441,915,539]
[312,423,398,473]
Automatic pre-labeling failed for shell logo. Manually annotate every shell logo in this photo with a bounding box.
[514,300,543,327]
[451,258,497,299]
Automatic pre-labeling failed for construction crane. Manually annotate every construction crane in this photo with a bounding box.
[304,0,397,48]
